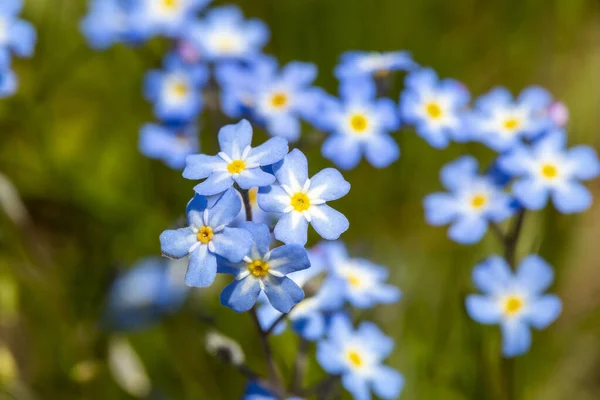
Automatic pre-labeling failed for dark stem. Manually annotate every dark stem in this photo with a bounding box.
[504,209,526,268]
[304,375,341,399]
[250,308,284,397]
[240,188,253,222]
[291,338,310,394]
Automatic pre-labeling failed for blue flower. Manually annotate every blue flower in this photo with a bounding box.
[335,50,416,79]
[184,6,269,61]
[183,119,289,196]
[0,66,17,98]
[217,55,322,142]
[466,255,562,357]
[134,0,211,38]
[159,189,253,288]
[218,222,310,313]
[320,241,400,308]
[0,0,36,65]
[469,86,553,152]
[399,67,470,149]
[424,156,514,244]
[258,149,351,245]
[144,55,208,123]
[316,78,401,169]
[103,257,189,331]
[498,129,600,213]
[317,314,404,400]
[138,123,199,169]
[242,381,302,400]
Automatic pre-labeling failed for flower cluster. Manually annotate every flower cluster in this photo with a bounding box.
[0,0,36,98]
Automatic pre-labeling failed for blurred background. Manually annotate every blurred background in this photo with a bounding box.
[2,0,600,399]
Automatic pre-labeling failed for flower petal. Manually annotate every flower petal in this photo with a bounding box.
[186,245,217,287]
[515,255,554,294]
[208,188,243,227]
[364,134,400,168]
[566,146,600,181]
[264,275,304,313]
[193,172,235,196]
[440,156,479,191]
[220,277,262,312]
[472,256,512,295]
[258,185,291,213]
[316,340,345,374]
[501,320,532,358]
[211,227,253,262]
[218,119,253,160]
[306,168,351,201]
[465,295,502,324]
[424,193,458,226]
[274,211,309,245]
[235,167,276,190]
[512,179,549,210]
[160,228,196,258]
[309,205,349,241]
[371,366,405,400]
[239,222,271,258]
[448,215,487,244]
[267,245,311,275]
[357,322,394,357]
[552,182,592,214]
[322,135,363,170]
[341,374,370,400]
[245,137,289,166]
[524,294,562,329]
[272,149,308,191]
[183,154,227,180]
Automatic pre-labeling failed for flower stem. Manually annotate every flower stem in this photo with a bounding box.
[240,188,253,222]
[250,308,284,397]
[291,338,310,394]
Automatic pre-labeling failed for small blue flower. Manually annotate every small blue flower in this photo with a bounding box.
[0,0,36,65]
[139,123,199,169]
[335,50,416,79]
[498,129,600,213]
[320,241,400,308]
[258,149,351,245]
[0,66,17,98]
[159,189,253,288]
[317,314,404,400]
[424,156,514,244]
[144,55,209,123]
[217,55,321,142]
[242,381,302,400]
[466,255,562,357]
[183,119,289,196]
[218,222,310,313]
[184,6,269,61]
[400,67,470,149]
[104,257,189,331]
[134,0,211,38]
[469,86,553,152]
[316,78,401,169]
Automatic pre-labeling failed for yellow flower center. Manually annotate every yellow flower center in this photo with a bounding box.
[426,102,442,119]
[541,164,558,179]
[503,118,520,131]
[350,114,369,133]
[471,194,488,209]
[248,260,269,278]
[347,274,361,287]
[347,351,363,367]
[197,226,213,244]
[227,160,246,174]
[216,37,234,52]
[270,92,288,109]
[162,0,178,8]
[504,296,524,316]
[291,193,310,212]
[172,82,188,97]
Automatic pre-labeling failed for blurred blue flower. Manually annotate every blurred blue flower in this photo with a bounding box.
[498,129,600,213]
[424,156,514,244]
[0,0,36,65]
[400,67,470,149]
[218,222,310,313]
[466,255,562,357]
[258,149,350,245]
[316,78,401,169]
[138,122,198,169]
[134,0,211,38]
[104,257,189,331]
[159,189,253,287]
[0,67,17,97]
[320,241,400,308]
[335,50,416,79]
[217,55,322,142]
[469,86,553,152]
[144,55,209,123]
[183,119,289,196]
[317,314,404,400]
[242,381,302,400]
[184,6,269,61]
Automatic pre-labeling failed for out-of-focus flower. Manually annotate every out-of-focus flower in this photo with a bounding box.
[547,101,569,128]
[144,55,208,123]
[0,343,18,385]
[469,86,553,152]
[400,68,470,149]
[0,0,36,65]
[0,67,17,98]
[138,123,199,169]
[219,222,309,313]
[499,129,600,213]
[183,119,288,196]
[316,78,401,169]
[335,50,416,79]
[466,255,562,357]
[317,314,404,400]
[108,337,151,398]
[424,156,514,244]
[258,149,350,245]
[135,0,211,38]
[159,189,253,287]
[242,381,303,400]
[217,56,321,142]
[184,6,269,61]
[205,331,245,366]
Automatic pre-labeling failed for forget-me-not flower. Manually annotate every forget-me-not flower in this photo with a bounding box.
[466,255,562,357]
[424,156,514,244]
[184,6,269,61]
[139,123,198,169]
[134,0,211,38]
[317,314,404,400]
[218,222,309,313]
[183,119,289,196]
[400,67,470,149]
[160,189,253,287]
[498,129,600,213]
[258,149,350,245]
[0,0,36,65]
[469,86,553,152]
[144,55,208,122]
[317,78,401,169]
[335,50,416,80]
